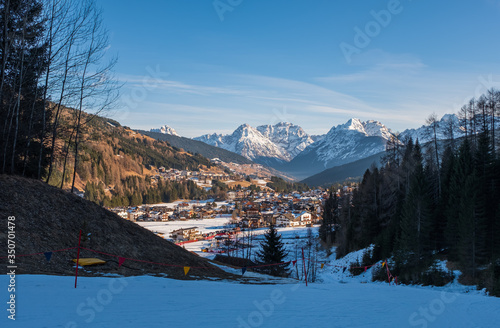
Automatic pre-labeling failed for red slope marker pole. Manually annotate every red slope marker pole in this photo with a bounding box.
[302,247,308,287]
[74,229,82,289]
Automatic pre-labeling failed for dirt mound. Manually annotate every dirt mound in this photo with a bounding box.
[0,175,233,280]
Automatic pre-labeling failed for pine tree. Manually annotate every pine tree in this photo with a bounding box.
[396,141,432,268]
[319,191,338,245]
[255,224,289,277]
[0,0,50,177]
[474,132,495,260]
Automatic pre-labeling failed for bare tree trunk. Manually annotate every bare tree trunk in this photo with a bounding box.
[60,124,76,188]
[0,0,10,113]
[488,89,498,158]
[1,99,15,173]
[22,77,40,176]
[460,105,468,139]
[426,113,441,198]
[45,39,74,183]
[39,0,73,179]
[10,17,28,174]
[46,1,90,183]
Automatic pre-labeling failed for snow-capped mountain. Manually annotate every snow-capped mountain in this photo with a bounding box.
[195,133,225,148]
[399,114,464,143]
[195,124,289,165]
[282,118,395,179]
[256,122,315,158]
[307,118,395,166]
[194,119,395,177]
[194,123,314,165]
[150,125,180,137]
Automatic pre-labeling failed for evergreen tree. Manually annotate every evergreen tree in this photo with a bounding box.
[396,141,432,267]
[255,224,289,277]
[0,0,50,177]
[319,191,338,245]
[474,132,495,260]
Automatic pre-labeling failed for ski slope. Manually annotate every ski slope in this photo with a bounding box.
[1,274,499,328]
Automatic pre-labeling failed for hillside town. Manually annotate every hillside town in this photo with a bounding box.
[145,158,282,191]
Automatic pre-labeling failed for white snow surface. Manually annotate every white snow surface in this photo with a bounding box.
[150,125,180,136]
[3,272,499,327]
[194,122,314,162]
[256,122,315,158]
[138,217,233,236]
[3,221,499,327]
[399,114,464,143]
[295,118,394,169]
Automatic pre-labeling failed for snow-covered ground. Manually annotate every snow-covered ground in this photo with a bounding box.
[137,217,315,259]
[5,221,498,327]
[137,216,233,236]
[2,274,499,327]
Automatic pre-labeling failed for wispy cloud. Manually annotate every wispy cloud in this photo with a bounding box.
[111,53,500,138]
[317,50,426,83]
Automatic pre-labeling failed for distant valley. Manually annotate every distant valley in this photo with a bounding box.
[149,114,486,184]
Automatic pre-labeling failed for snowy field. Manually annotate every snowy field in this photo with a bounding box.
[2,274,500,328]
[5,219,498,327]
[137,217,315,259]
[137,216,233,236]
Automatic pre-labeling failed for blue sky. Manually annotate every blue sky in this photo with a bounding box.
[99,0,500,137]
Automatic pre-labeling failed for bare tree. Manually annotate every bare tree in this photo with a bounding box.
[71,3,119,192]
[458,105,468,139]
[425,113,441,197]
[468,98,478,147]
[0,0,11,113]
[10,16,28,174]
[39,0,74,179]
[477,95,488,134]
[443,114,457,150]
[487,88,499,157]
[46,0,93,184]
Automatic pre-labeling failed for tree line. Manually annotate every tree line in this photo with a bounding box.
[0,0,227,207]
[1,0,118,189]
[322,89,500,294]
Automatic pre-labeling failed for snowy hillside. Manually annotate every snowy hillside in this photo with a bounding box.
[256,122,315,158]
[191,114,497,180]
[399,114,464,143]
[399,113,500,144]
[194,120,393,175]
[194,123,313,165]
[150,124,180,136]
[4,270,499,327]
[283,118,394,179]
[4,215,500,327]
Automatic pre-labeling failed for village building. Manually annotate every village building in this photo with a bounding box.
[170,227,200,241]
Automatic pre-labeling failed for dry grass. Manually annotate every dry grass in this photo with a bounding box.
[224,180,252,188]
[0,175,234,280]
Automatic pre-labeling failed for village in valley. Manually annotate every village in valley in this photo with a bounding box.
[108,163,355,256]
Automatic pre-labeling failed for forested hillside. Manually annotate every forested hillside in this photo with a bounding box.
[141,130,253,165]
[47,109,219,207]
[302,152,385,187]
[325,90,500,295]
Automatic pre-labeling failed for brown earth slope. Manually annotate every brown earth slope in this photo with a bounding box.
[0,175,233,280]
